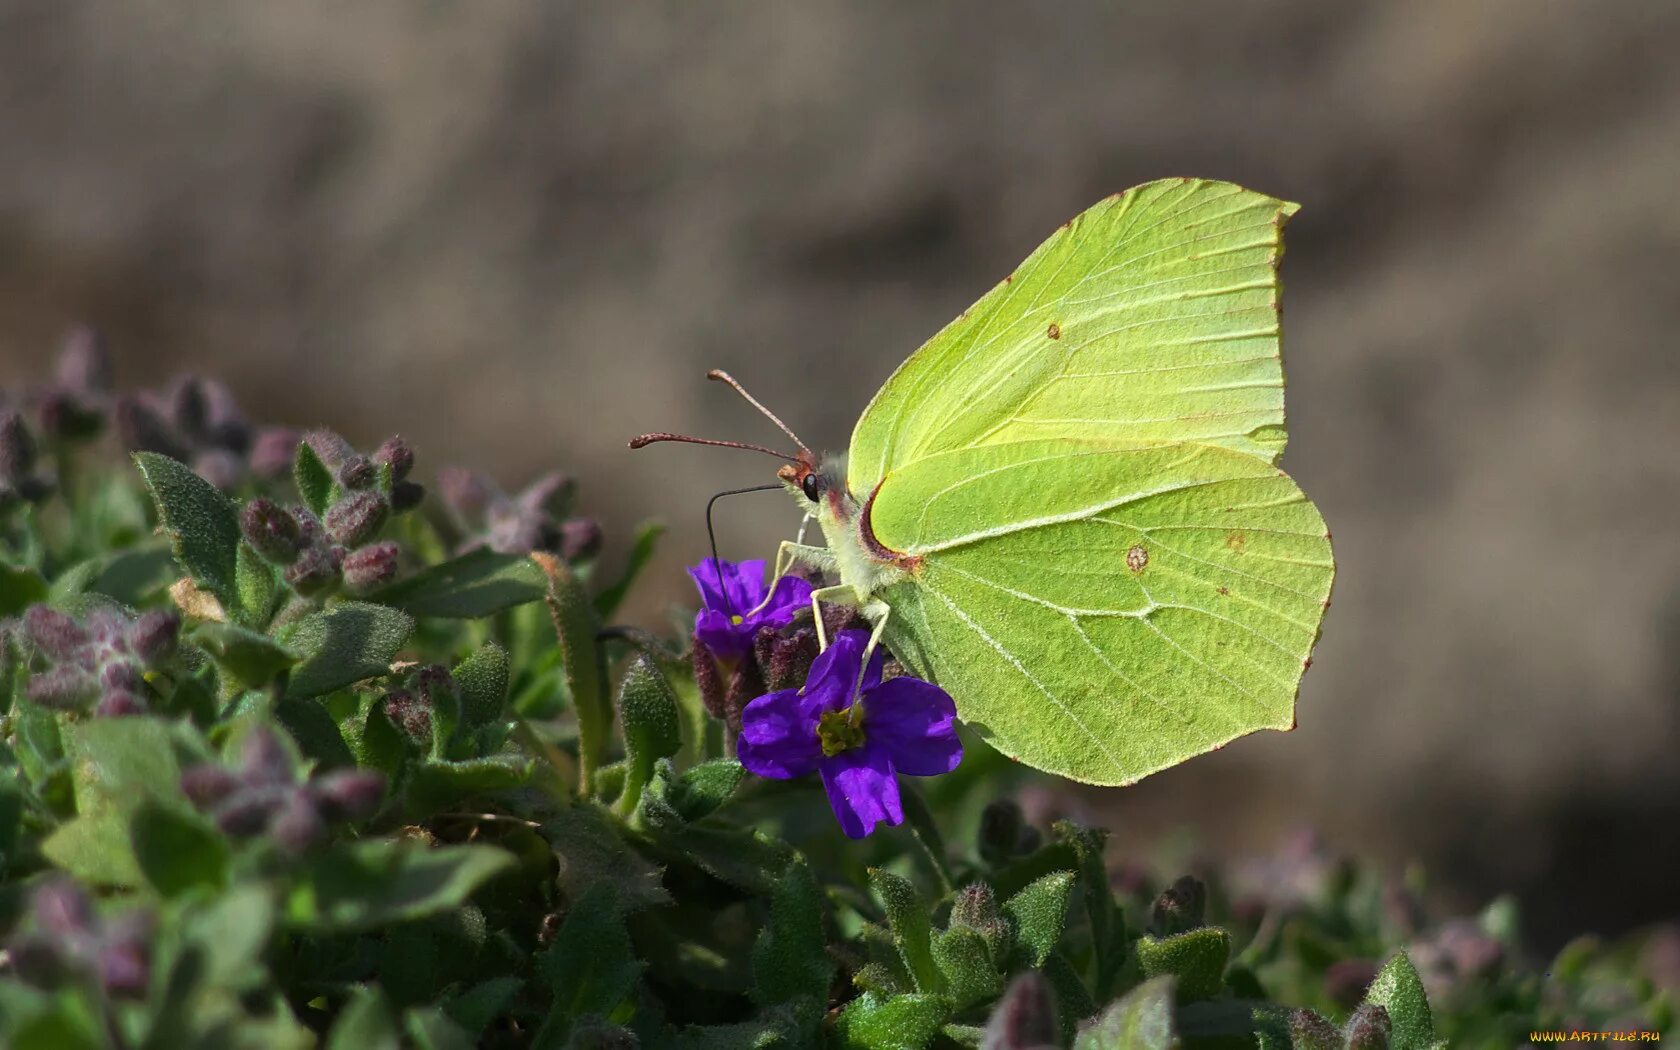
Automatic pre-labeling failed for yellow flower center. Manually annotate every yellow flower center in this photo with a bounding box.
[817,708,866,757]
[730,614,744,625]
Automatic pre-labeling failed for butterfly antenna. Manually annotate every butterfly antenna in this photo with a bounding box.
[704,483,783,618]
[706,370,809,452]
[628,433,799,461]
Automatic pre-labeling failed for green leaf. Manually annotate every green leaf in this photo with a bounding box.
[539,555,608,794]
[278,600,414,698]
[0,562,47,616]
[541,804,670,913]
[593,520,664,619]
[931,926,1000,1010]
[441,977,522,1039]
[328,987,402,1050]
[404,756,533,817]
[285,840,514,932]
[294,440,335,518]
[454,642,510,729]
[668,758,745,821]
[87,543,177,606]
[133,451,243,607]
[752,856,833,1013]
[1002,871,1075,967]
[1362,951,1435,1050]
[42,718,183,887]
[1043,952,1096,1041]
[131,801,228,898]
[534,884,641,1048]
[615,655,681,816]
[1134,927,1230,1002]
[367,547,545,619]
[194,621,299,688]
[1072,975,1178,1050]
[404,1008,475,1050]
[179,885,277,994]
[870,868,942,995]
[235,542,280,628]
[276,698,358,769]
[835,992,949,1050]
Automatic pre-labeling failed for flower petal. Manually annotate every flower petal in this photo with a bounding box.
[819,745,902,839]
[799,630,868,717]
[754,573,814,625]
[693,609,753,661]
[737,689,822,779]
[687,558,767,615]
[863,676,963,777]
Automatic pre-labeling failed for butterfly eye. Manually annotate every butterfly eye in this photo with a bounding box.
[801,473,822,502]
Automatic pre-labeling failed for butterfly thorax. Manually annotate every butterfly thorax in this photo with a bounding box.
[779,453,912,603]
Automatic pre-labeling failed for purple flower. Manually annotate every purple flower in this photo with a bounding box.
[688,558,812,661]
[737,630,962,838]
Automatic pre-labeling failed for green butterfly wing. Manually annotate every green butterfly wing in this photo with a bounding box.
[848,179,1298,495]
[866,439,1332,785]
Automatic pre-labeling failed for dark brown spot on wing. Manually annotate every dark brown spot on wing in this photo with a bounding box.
[1046,322,1062,340]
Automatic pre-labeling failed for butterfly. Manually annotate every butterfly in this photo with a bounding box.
[635,178,1334,786]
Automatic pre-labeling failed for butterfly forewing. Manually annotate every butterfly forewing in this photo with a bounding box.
[848,179,1297,497]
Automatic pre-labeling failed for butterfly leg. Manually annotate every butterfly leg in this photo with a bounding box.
[808,584,859,651]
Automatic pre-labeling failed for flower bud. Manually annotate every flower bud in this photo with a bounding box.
[691,638,726,721]
[311,770,386,821]
[951,882,1012,961]
[98,936,150,998]
[214,792,279,837]
[1342,1004,1392,1050]
[240,498,303,564]
[199,379,250,452]
[437,467,491,522]
[382,689,432,745]
[325,490,388,547]
[982,971,1058,1050]
[99,660,143,693]
[337,453,375,490]
[240,728,296,786]
[389,480,425,513]
[26,666,97,710]
[271,789,326,855]
[115,395,186,459]
[759,626,818,691]
[32,879,94,938]
[128,610,180,664]
[560,517,603,561]
[518,472,574,517]
[303,428,353,469]
[285,545,341,596]
[96,690,148,717]
[1149,875,1207,937]
[1286,1009,1341,1050]
[168,376,211,442]
[192,449,243,491]
[56,325,112,393]
[0,409,39,484]
[249,427,301,478]
[24,605,88,660]
[36,390,105,442]
[180,764,240,808]
[487,509,555,555]
[342,542,400,592]
[374,436,414,482]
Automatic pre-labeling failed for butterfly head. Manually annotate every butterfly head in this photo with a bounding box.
[777,454,847,507]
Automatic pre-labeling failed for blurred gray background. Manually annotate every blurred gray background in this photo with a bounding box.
[2,2,1677,946]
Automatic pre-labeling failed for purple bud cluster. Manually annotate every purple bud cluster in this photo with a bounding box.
[436,467,600,560]
[5,879,154,998]
[179,727,385,855]
[690,600,851,732]
[377,663,459,748]
[115,372,296,491]
[19,604,179,717]
[242,430,421,598]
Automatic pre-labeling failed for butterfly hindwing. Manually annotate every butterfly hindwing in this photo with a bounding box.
[848,179,1298,496]
[866,439,1332,785]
